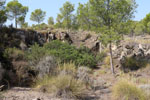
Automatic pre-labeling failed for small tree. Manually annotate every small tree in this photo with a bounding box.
[58,1,74,31]
[77,3,92,30]
[0,0,7,27]
[17,16,25,27]
[55,14,63,28]
[30,9,46,24]
[6,0,28,28]
[90,0,137,74]
[48,16,54,25]
[134,21,145,35]
[143,13,150,34]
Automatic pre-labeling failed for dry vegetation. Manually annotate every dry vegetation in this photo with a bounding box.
[34,63,88,99]
[112,80,148,100]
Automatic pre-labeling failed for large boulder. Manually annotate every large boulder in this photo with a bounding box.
[69,31,101,53]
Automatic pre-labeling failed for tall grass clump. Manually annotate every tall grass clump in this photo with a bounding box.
[34,63,88,99]
[112,80,148,100]
[35,75,86,99]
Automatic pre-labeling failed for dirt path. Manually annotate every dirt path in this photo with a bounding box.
[1,87,61,100]
[1,67,118,100]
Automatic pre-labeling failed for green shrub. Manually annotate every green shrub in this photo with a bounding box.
[44,40,97,67]
[35,75,86,99]
[95,51,106,62]
[122,57,147,71]
[112,80,148,100]
[26,40,97,67]
[25,43,46,65]
[4,47,25,60]
[30,23,49,30]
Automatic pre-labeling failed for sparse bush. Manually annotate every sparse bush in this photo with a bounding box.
[25,43,46,65]
[76,67,92,88]
[4,47,25,60]
[121,57,147,71]
[112,80,148,100]
[95,51,107,63]
[34,56,57,79]
[35,75,86,99]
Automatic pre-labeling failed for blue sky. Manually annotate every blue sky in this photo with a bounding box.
[5,0,150,26]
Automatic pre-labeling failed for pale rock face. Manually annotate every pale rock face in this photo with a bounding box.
[19,41,27,50]
[114,42,150,71]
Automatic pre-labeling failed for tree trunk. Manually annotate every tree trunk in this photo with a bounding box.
[15,16,17,28]
[109,42,115,74]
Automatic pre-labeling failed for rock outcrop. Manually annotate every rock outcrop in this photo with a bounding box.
[69,31,101,53]
[44,30,101,53]
[113,41,150,71]
[1,27,102,53]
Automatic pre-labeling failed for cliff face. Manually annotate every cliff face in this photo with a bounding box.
[0,27,47,50]
[0,27,101,53]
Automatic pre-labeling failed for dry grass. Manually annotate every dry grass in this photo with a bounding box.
[112,80,148,100]
[35,75,86,99]
[57,63,77,76]
[35,63,87,99]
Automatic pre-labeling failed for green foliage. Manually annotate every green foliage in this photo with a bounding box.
[48,16,54,25]
[77,2,92,30]
[0,10,7,26]
[21,22,28,29]
[112,80,148,100]
[134,21,146,35]
[56,1,75,30]
[0,0,7,26]
[44,40,96,67]
[143,13,150,33]
[30,9,46,24]
[90,0,137,41]
[122,57,148,71]
[6,0,28,28]
[26,40,97,67]
[25,43,46,64]
[95,51,107,63]
[55,14,63,28]
[31,23,48,30]
[4,47,25,60]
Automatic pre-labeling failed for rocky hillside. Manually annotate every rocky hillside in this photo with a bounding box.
[1,27,150,100]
